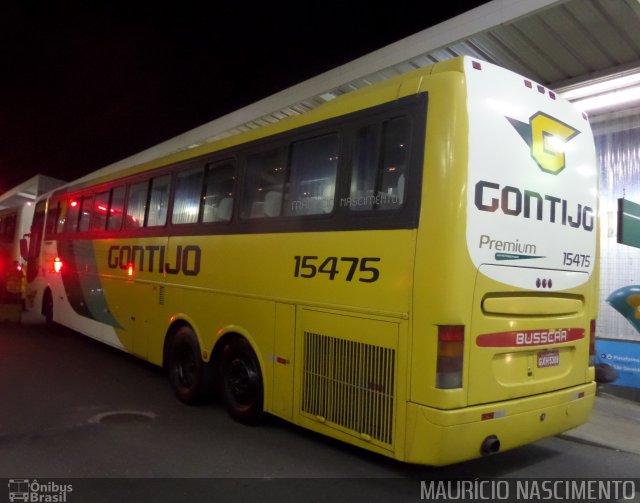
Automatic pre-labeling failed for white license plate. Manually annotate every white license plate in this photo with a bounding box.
[537,351,560,368]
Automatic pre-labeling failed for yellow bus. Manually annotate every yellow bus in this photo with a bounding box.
[23,57,598,466]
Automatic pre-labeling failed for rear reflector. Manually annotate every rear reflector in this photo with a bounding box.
[589,319,596,366]
[436,325,464,389]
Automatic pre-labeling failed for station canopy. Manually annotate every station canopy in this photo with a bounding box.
[0,175,66,210]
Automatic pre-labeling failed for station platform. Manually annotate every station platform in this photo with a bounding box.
[563,388,640,456]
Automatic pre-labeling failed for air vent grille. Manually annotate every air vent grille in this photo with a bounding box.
[302,331,395,446]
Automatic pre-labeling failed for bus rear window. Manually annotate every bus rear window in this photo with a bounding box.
[348,116,410,211]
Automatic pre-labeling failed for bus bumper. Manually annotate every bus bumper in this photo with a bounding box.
[404,381,595,466]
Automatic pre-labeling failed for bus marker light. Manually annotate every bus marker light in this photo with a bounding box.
[588,320,596,366]
[481,410,505,421]
[53,257,63,273]
[127,262,134,277]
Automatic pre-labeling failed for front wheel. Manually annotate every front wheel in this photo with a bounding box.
[220,337,264,425]
[42,289,55,331]
[168,326,214,405]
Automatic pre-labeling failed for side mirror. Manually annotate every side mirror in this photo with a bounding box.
[19,237,29,261]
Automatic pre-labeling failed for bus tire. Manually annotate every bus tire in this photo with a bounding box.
[220,337,264,425]
[168,326,214,405]
[42,289,55,331]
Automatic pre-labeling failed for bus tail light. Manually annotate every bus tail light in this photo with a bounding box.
[589,319,596,366]
[436,325,464,389]
[53,257,63,273]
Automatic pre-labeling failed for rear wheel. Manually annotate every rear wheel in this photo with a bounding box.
[220,337,264,425]
[168,326,214,405]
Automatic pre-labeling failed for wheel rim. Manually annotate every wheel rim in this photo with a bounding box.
[174,344,198,389]
[227,354,258,406]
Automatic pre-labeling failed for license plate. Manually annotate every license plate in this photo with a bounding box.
[538,350,560,368]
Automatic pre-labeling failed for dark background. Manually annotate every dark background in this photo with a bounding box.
[0,2,488,192]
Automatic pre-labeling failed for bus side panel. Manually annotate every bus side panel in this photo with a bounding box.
[410,71,473,409]
[272,302,296,419]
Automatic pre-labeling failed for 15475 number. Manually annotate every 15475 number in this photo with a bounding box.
[293,256,380,282]
[562,253,591,268]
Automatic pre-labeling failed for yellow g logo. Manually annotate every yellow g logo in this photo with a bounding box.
[507,112,580,175]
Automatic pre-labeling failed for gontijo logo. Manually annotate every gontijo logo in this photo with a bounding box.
[473,111,594,233]
[507,112,580,175]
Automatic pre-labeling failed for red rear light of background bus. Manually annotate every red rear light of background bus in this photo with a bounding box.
[436,325,464,389]
[53,257,63,273]
[589,319,596,366]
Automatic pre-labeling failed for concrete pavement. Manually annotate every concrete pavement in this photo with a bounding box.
[562,390,640,456]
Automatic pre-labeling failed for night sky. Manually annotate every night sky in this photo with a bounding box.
[0,2,488,194]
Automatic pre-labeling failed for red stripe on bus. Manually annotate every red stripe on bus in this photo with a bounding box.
[476,328,585,347]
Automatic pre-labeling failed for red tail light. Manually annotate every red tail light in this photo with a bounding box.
[53,257,63,273]
[589,319,596,366]
[436,325,464,389]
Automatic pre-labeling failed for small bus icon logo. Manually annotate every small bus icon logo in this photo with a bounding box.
[8,479,29,502]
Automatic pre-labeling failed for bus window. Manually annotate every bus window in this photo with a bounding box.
[203,160,235,223]
[349,116,410,211]
[285,134,338,216]
[126,181,148,229]
[147,175,171,227]
[0,213,17,242]
[242,147,287,219]
[45,201,59,235]
[107,186,125,231]
[379,117,410,208]
[93,191,110,231]
[26,201,46,282]
[172,167,204,225]
[65,197,81,232]
[78,195,93,232]
[56,200,67,234]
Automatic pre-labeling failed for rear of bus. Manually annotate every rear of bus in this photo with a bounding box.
[406,58,597,465]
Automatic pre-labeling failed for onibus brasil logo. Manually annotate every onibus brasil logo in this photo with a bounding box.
[507,111,580,175]
[8,479,73,502]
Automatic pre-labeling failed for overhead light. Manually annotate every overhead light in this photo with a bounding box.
[560,70,640,113]
[562,73,640,100]
[572,85,640,112]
